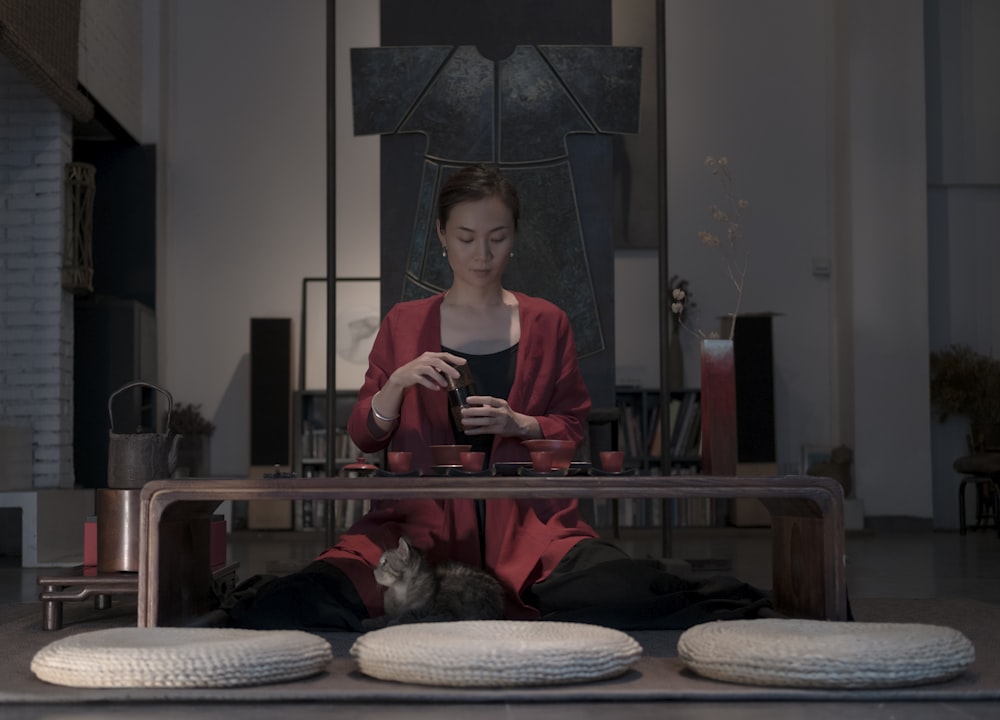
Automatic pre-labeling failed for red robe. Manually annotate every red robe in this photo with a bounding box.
[317,291,597,618]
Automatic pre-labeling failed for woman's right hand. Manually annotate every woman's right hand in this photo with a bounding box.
[371,352,467,427]
[388,351,467,392]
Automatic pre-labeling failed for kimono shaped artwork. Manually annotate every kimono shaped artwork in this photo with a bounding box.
[351,44,642,359]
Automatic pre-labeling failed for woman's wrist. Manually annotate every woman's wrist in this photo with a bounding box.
[371,390,400,423]
[515,413,542,439]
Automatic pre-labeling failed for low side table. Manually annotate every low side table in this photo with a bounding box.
[37,568,138,631]
[38,562,239,631]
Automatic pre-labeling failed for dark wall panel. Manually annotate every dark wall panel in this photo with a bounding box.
[73,142,156,309]
[358,0,628,410]
[250,318,291,467]
[732,315,777,463]
[381,0,610,48]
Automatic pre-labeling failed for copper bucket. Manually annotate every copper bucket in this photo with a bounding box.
[97,488,141,573]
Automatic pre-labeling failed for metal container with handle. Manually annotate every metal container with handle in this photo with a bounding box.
[100,381,180,573]
[106,381,180,488]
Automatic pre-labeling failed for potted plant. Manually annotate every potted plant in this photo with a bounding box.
[929,344,1000,451]
[166,403,215,477]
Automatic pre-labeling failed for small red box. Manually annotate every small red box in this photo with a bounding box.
[83,516,97,567]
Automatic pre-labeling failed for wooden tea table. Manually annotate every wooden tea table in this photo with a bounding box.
[137,474,847,627]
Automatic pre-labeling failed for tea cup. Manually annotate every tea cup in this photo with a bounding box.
[459,451,485,472]
[530,450,554,472]
[387,451,413,474]
[599,450,625,473]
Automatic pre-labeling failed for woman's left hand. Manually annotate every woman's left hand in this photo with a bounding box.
[460,396,542,439]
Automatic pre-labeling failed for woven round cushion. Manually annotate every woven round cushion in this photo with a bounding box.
[678,618,975,688]
[31,627,332,688]
[350,620,642,687]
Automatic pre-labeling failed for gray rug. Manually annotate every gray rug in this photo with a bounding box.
[1,597,998,703]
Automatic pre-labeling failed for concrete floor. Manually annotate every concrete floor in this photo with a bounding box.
[4,522,1000,717]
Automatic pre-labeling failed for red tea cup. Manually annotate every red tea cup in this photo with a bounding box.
[530,450,554,472]
[599,450,624,473]
[387,451,413,474]
[459,451,485,472]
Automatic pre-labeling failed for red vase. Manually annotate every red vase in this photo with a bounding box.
[700,339,737,475]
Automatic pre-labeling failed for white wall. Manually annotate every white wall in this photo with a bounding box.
[157,0,327,475]
[146,1,998,524]
[843,0,932,519]
[663,0,838,480]
[926,0,1000,527]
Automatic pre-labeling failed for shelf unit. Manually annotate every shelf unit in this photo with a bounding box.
[291,390,381,533]
[613,386,724,529]
[614,386,702,472]
[292,390,382,478]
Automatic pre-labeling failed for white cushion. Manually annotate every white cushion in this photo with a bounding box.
[678,618,975,688]
[31,627,332,688]
[351,620,642,687]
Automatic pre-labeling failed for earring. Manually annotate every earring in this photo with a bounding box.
[509,251,514,258]
[441,246,447,257]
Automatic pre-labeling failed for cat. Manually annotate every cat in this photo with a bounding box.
[362,536,505,630]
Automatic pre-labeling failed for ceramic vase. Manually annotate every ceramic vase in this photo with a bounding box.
[700,338,738,475]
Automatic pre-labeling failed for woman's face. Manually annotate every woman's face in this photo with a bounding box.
[437,195,515,289]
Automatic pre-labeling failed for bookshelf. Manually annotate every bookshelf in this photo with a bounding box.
[614,387,702,473]
[291,390,380,533]
[614,386,724,529]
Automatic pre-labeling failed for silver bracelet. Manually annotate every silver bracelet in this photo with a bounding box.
[371,390,400,423]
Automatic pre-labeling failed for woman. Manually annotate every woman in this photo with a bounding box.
[230,165,771,631]
[231,164,601,629]
[328,163,599,620]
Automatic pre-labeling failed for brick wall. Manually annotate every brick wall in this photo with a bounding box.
[0,52,75,489]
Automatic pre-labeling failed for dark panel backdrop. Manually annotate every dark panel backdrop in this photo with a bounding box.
[344,0,640,411]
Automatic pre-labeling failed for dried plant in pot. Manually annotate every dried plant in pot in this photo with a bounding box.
[929,344,1000,452]
[166,403,215,477]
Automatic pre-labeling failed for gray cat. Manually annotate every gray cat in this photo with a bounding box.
[363,536,505,629]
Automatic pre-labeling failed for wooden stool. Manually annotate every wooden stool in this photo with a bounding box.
[953,453,1000,537]
[38,563,240,630]
[37,569,138,631]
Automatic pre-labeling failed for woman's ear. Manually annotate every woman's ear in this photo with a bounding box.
[435,218,445,242]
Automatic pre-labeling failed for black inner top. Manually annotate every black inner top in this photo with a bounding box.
[442,343,518,565]
[442,344,519,464]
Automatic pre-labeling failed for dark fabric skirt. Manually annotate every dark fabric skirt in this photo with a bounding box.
[226,537,773,632]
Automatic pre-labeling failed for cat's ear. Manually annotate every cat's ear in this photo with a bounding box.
[397,536,410,557]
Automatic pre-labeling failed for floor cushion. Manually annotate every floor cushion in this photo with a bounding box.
[678,618,975,688]
[351,620,642,687]
[31,627,332,688]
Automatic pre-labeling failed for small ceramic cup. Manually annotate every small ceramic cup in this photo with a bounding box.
[387,451,413,474]
[599,450,625,473]
[459,451,486,473]
[530,450,554,472]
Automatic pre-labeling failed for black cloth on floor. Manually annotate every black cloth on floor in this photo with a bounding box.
[526,538,775,630]
[225,538,774,632]
[227,560,369,632]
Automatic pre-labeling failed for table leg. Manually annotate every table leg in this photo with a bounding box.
[41,584,62,631]
[762,492,847,621]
